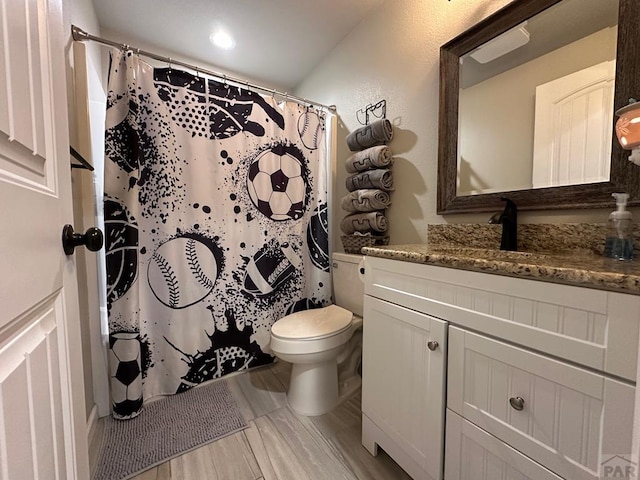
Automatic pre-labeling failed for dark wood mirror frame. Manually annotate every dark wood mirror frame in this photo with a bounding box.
[437,0,640,214]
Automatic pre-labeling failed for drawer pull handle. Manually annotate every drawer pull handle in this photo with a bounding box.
[509,396,525,411]
[427,341,439,351]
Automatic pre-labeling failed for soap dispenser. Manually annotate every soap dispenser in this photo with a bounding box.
[604,193,634,260]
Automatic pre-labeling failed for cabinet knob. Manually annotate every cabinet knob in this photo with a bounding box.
[427,340,439,351]
[509,396,525,411]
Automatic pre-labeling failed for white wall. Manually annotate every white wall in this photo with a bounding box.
[295,0,633,247]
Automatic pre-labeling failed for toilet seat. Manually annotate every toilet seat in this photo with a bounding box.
[270,305,355,356]
[271,305,353,341]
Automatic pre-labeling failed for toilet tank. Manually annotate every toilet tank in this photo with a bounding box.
[332,253,365,317]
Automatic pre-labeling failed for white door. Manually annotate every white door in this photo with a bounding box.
[532,60,615,188]
[0,1,90,479]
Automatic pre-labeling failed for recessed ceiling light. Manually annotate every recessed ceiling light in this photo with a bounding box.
[210,30,235,50]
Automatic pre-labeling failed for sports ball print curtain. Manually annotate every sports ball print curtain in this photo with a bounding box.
[104,49,331,419]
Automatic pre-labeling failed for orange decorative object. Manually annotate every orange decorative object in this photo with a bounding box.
[615,101,640,165]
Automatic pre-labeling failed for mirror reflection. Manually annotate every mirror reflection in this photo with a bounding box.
[457,0,619,196]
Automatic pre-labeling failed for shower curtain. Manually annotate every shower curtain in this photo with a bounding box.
[103,49,331,419]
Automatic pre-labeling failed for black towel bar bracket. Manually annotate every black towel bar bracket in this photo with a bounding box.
[356,99,386,126]
[70,146,94,171]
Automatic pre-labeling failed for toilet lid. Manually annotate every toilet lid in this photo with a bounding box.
[271,305,353,340]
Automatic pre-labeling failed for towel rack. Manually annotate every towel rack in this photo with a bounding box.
[70,146,94,171]
[356,99,386,126]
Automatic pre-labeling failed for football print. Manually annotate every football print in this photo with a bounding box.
[109,332,143,418]
[243,240,302,297]
[246,143,309,221]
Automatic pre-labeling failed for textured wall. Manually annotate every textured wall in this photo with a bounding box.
[295,0,632,248]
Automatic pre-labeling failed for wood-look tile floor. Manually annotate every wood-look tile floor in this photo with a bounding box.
[90,361,411,480]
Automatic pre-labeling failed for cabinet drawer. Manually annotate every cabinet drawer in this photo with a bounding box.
[365,256,640,380]
[448,326,635,480]
[445,409,562,480]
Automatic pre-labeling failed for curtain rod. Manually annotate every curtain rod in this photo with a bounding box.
[71,25,336,112]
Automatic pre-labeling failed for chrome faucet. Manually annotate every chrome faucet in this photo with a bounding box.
[489,198,518,251]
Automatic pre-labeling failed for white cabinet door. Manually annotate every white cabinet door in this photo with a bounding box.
[362,296,447,480]
[445,409,563,480]
[448,326,634,480]
[0,0,89,478]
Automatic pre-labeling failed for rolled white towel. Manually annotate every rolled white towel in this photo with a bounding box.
[345,169,394,192]
[340,211,388,235]
[340,189,391,213]
[345,146,393,173]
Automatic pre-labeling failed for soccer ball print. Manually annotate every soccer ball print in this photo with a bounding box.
[246,143,309,221]
[109,332,143,418]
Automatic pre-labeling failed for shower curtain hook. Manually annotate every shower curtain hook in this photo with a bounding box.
[168,57,173,71]
[271,88,276,99]
[223,74,228,87]
[245,79,250,91]
[195,66,200,78]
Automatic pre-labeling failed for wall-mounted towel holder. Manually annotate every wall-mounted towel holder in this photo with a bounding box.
[70,146,94,171]
[356,99,386,126]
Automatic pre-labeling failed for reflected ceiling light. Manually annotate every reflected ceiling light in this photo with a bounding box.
[210,30,235,50]
[470,22,530,64]
[615,99,640,166]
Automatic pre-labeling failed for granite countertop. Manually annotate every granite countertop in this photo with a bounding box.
[360,224,640,295]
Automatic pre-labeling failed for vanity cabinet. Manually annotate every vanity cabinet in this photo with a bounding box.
[362,256,639,480]
[362,296,447,480]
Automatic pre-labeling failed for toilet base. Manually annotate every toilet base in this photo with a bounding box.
[287,362,362,417]
[283,327,363,417]
[287,359,339,416]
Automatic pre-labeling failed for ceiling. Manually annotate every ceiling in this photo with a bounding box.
[93,0,385,91]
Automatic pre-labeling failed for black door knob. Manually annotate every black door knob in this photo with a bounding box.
[62,224,104,255]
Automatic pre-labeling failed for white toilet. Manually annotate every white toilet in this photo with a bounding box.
[270,253,364,416]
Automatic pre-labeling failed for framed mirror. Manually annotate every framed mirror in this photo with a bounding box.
[437,0,640,214]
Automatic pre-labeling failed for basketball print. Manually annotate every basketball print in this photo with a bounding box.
[147,233,223,309]
[243,240,302,297]
[297,109,325,150]
[104,197,138,307]
[246,143,309,221]
[307,203,330,272]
